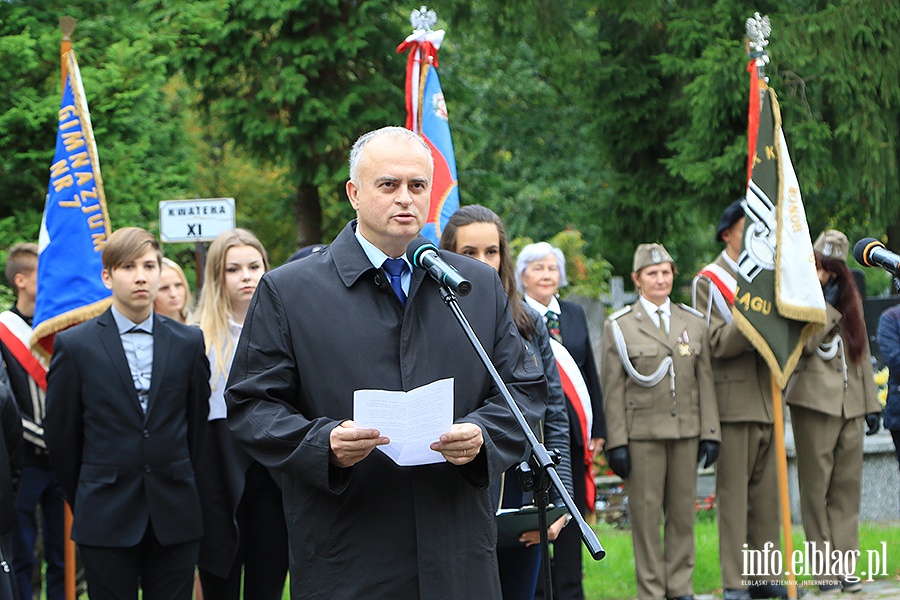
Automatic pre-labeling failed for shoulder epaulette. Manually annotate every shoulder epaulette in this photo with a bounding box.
[607,305,631,321]
[678,303,704,318]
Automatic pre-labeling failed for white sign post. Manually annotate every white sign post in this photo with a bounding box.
[158,198,236,243]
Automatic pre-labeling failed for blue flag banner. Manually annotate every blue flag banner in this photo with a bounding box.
[32,49,112,358]
[398,11,460,244]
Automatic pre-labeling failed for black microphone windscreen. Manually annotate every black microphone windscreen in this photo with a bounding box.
[406,236,437,268]
[853,237,881,266]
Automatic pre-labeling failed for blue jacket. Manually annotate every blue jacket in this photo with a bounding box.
[876,304,900,430]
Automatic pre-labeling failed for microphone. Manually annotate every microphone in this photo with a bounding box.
[406,237,473,296]
[853,238,900,274]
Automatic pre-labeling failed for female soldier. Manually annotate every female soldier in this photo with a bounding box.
[785,230,882,594]
[600,243,720,600]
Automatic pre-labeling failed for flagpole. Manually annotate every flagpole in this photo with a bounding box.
[59,17,76,93]
[746,14,798,600]
[770,377,798,599]
[59,19,80,600]
[745,12,769,185]
[397,6,459,244]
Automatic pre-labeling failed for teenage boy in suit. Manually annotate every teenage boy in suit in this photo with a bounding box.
[44,227,210,600]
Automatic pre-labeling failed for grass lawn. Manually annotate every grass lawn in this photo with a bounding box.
[582,513,900,600]
[271,514,899,600]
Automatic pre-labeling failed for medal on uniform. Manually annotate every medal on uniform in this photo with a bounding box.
[677,330,691,356]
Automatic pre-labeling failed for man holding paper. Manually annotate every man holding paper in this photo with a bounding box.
[226,126,547,600]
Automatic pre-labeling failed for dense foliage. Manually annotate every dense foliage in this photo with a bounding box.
[1,0,898,301]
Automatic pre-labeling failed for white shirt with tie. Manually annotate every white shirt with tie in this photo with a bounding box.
[638,296,671,334]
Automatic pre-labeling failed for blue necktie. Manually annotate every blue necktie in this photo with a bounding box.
[382,258,408,306]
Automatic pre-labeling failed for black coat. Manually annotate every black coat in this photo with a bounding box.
[44,309,210,546]
[0,362,23,535]
[226,222,547,600]
[558,300,607,440]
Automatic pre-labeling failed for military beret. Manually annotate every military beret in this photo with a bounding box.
[716,198,746,242]
[633,243,674,272]
[813,229,849,262]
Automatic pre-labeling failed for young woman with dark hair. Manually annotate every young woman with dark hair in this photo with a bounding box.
[785,230,882,594]
[441,205,573,600]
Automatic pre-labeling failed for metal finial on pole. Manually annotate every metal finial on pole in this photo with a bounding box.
[59,16,78,91]
[59,16,77,40]
[410,5,438,32]
[745,12,771,80]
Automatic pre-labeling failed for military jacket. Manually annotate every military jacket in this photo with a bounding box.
[692,255,774,423]
[785,303,881,419]
[601,300,720,449]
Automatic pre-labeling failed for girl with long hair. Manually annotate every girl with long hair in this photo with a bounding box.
[193,228,288,600]
[440,205,573,600]
[785,229,882,594]
[154,257,193,323]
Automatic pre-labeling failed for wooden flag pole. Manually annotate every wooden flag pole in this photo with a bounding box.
[59,16,76,91]
[59,18,79,600]
[770,376,798,600]
[64,503,76,600]
[746,15,798,598]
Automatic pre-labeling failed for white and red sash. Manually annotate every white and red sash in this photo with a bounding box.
[697,262,736,305]
[550,339,595,512]
[0,311,47,391]
[697,262,737,324]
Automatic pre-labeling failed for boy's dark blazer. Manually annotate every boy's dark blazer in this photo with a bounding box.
[44,308,210,547]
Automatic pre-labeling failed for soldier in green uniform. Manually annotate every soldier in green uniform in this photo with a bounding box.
[602,243,720,600]
[785,230,882,594]
[692,200,788,600]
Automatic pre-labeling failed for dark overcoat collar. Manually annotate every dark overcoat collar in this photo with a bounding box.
[330,220,427,299]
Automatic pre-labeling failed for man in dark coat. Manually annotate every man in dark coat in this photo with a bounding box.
[226,127,547,600]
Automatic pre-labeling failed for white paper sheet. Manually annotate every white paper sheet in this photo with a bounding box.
[353,377,454,466]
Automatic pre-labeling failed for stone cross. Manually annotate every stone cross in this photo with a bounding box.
[600,276,637,310]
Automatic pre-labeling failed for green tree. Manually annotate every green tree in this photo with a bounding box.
[459,0,900,284]
[157,0,410,248]
[0,0,198,250]
[430,1,615,297]
[773,2,900,248]
[588,0,900,277]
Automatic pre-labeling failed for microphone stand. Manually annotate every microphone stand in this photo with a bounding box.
[437,286,605,599]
